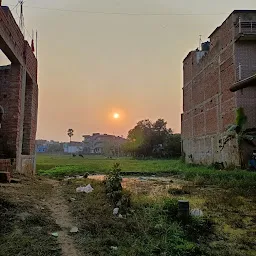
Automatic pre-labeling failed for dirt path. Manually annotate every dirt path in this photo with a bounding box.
[43,179,82,256]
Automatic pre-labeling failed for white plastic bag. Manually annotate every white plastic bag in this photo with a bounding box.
[76,184,94,193]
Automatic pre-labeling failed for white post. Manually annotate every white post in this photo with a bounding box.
[238,63,242,80]
[239,17,241,34]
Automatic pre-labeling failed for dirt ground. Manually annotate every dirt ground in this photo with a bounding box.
[0,176,82,256]
[0,175,255,256]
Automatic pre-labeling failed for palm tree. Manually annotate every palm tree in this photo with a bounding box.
[67,129,74,143]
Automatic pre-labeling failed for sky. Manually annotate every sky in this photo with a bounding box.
[1,0,256,141]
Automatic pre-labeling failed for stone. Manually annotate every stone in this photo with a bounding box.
[70,227,79,233]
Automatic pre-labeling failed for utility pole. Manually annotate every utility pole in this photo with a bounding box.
[199,35,202,50]
[36,30,38,58]
[19,0,24,35]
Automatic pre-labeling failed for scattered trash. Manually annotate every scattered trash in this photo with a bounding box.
[51,232,59,237]
[113,208,119,215]
[76,184,94,193]
[110,246,118,251]
[70,198,76,202]
[190,209,204,217]
[75,175,84,179]
[138,177,147,181]
[118,214,123,219]
[70,227,79,233]
[64,176,74,181]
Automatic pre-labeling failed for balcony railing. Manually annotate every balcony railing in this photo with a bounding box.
[236,64,256,81]
[235,18,256,39]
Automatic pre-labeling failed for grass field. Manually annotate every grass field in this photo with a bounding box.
[37,154,256,188]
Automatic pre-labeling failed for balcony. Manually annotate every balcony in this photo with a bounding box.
[231,64,256,92]
[236,64,256,81]
[235,19,256,41]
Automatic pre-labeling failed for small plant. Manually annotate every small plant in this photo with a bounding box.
[162,198,179,220]
[105,163,123,204]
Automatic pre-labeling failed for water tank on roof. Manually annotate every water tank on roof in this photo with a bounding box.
[201,41,210,51]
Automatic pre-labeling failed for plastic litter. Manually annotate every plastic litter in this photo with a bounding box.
[190,209,204,217]
[113,208,119,215]
[70,227,79,233]
[76,184,94,193]
[111,246,118,251]
[51,232,59,237]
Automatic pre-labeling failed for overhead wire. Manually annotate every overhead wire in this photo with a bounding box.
[7,3,227,16]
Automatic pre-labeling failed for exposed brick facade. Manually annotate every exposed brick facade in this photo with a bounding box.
[0,6,38,175]
[182,10,256,167]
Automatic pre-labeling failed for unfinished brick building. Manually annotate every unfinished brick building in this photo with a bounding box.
[181,10,256,167]
[0,5,38,176]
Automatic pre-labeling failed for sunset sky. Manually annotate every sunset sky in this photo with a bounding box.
[2,0,256,141]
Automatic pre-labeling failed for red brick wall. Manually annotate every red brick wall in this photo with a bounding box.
[0,7,37,83]
[6,64,24,157]
[0,7,38,175]
[182,12,239,165]
[0,159,11,171]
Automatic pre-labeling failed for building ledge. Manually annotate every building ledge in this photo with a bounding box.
[230,74,256,92]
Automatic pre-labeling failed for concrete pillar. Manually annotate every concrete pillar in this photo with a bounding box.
[178,200,190,223]
[7,63,26,173]
[6,64,25,160]
[22,79,38,155]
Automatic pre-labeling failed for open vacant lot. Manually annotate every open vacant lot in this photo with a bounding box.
[1,155,255,256]
[37,154,256,188]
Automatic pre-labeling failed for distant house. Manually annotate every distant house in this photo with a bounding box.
[64,141,83,154]
[36,140,63,154]
[36,145,48,153]
[83,133,126,155]
[36,140,48,153]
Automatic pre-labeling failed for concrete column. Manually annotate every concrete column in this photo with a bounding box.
[6,64,25,161]
[22,80,38,155]
[8,64,26,174]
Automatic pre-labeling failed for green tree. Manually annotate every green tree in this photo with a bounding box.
[124,119,180,158]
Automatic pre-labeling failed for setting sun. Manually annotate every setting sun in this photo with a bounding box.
[113,113,120,119]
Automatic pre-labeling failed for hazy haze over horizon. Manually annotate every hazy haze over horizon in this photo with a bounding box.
[2,0,256,142]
